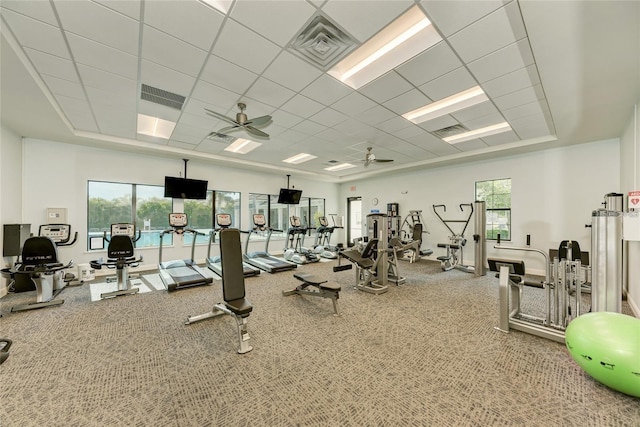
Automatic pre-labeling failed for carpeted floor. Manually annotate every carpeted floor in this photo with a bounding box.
[0,258,638,427]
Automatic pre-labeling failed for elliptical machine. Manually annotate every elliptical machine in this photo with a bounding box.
[284,216,319,264]
[312,216,338,259]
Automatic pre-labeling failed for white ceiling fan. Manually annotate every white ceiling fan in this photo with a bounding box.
[205,102,272,139]
[363,147,394,167]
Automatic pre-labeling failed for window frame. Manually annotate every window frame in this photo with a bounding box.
[475,178,512,241]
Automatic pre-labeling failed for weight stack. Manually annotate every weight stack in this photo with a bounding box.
[590,209,622,312]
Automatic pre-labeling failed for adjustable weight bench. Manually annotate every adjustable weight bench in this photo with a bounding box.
[186,228,253,354]
[283,272,341,315]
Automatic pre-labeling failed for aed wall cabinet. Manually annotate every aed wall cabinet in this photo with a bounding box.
[3,224,31,257]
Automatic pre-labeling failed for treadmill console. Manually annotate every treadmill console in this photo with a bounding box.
[111,223,135,238]
[217,214,231,227]
[39,224,71,243]
[169,213,188,227]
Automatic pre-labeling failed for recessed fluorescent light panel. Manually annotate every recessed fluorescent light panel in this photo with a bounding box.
[324,163,356,172]
[199,0,231,14]
[328,5,442,89]
[283,153,318,164]
[224,138,262,154]
[443,122,512,144]
[136,114,176,139]
[403,86,489,124]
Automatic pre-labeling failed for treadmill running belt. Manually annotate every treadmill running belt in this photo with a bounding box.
[167,266,206,285]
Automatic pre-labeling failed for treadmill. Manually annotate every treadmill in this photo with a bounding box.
[207,213,260,278]
[244,214,297,273]
[158,213,214,292]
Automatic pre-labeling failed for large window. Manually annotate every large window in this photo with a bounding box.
[88,181,171,249]
[215,191,241,228]
[475,178,512,241]
[249,193,325,238]
[183,191,214,245]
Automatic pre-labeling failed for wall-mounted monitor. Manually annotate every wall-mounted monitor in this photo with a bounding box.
[164,176,208,200]
[277,188,303,204]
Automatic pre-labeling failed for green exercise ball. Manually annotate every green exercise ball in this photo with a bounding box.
[565,312,640,398]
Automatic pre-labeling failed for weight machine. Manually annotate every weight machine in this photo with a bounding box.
[398,210,433,262]
[490,235,588,343]
[432,202,486,276]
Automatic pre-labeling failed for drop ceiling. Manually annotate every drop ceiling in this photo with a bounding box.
[1,0,638,182]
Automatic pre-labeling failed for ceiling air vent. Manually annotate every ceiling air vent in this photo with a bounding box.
[289,14,358,70]
[432,124,468,139]
[207,132,237,144]
[141,84,186,110]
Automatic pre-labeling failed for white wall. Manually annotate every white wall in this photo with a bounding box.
[620,103,640,316]
[20,138,339,270]
[0,125,24,296]
[339,138,620,276]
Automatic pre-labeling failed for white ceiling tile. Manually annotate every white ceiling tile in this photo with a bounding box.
[467,38,535,83]
[168,140,199,150]
[262,51,323,93]
[2,9,69,58]
[354,105,396,126]
[212,19,281,74]
[1,0,58,25]
[482,130,518,146]
[94,0,141,21]
[195,139,227,155]
[270,109,305,129]
[245,77,296,108]
[191,80,241,110]
[140,60,196,99]
[67,33,137,80]
[383,89,432,115]
[138,100,181,122]
[421,0,508,37]
[200,55,259,95]
[502,99,546,121]
[183,98,224,120]
[321,0,413,42]
[143,0,224,51]
[450,101,499,123]
[42,74,85,100]
[394,124,428,140]
[301,74,352,106]
[359,71,413,104]
[376,116,411,133]
[452,139,488,151]
[142,25,207,77]
[86,85,135,110]
[92,104,136,138]
[24,48,78,82]
[458,112,505,131]
[481,64,540,98]
[54,0,139,55]
[418,67,477,101]
[280,94,325,117]
[290,119,327,136]
[331,92,377,116]
[396,41,462,87]
[493,84,544,111]
[447,1,526,63]
[230,0,316,46]
[416,138,459,156]
[509,113,553,139]
[77,64,137,97]
[309,107,346,128]
[315,127,360,145]
[55,94,99,132]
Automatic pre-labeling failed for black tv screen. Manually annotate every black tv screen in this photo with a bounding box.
[164,176,208,200]
[277,188,302,204]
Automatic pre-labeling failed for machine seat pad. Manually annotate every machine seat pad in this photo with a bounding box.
[294,273,327,285]
[437,256,451,262]
[319,281,340,291]
[340,250,374,269]
[225,298,253,316]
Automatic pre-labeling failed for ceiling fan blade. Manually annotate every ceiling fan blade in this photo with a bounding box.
[374,159,394,163]
[204,108,238,125]
[218,125,242,134]
[246,115,272,127]
[245,125,270,138]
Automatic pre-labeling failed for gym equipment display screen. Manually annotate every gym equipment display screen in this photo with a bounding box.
[277,188,303,204]
[164,176,208,200]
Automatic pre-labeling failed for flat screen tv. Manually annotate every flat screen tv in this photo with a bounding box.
[277,188,303,204]
[164,176,208,200]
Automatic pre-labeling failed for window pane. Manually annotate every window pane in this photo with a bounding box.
[135,185,172,248]
[88,181,132,250]
[476,178,511,241]
[269,195,288,238]
[184,191,213,245]
[310,198,325,228]
[215,191,241,228]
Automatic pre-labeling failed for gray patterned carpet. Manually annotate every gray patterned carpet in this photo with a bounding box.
[1,258,638,427]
